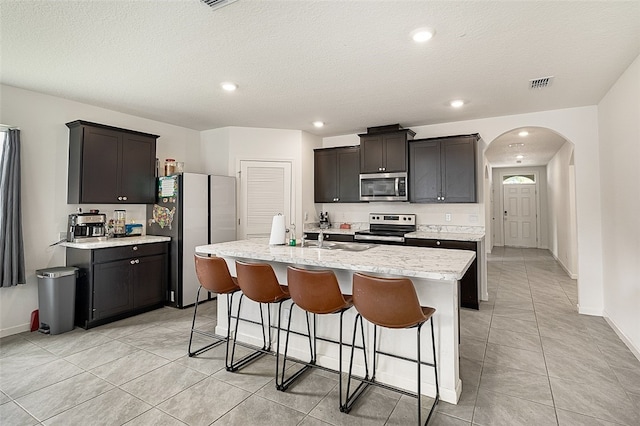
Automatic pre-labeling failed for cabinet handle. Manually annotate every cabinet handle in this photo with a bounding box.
[130,259,136,265]
[117,196,123,201]
[135,259,139,264]
[132,246,138,251]
[436,241,441,246]
[123,196,127,201]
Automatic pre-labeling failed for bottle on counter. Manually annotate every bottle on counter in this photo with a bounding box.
[164,158,176,176]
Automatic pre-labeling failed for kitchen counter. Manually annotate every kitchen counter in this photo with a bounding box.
[304,225,485,242]
[196,238,475,281]
[196,238,474,404]
[60,235,170,249]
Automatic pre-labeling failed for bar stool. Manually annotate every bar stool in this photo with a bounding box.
[344,272,439,425]
[281,266,353,406]
[189,255,241,361]
[230,261,296,374]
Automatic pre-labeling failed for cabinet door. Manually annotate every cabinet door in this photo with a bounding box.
[314,149,338,202]
[382,133,407,172]
[441,137,476,203]
[337,147,360,202]
[360,135,384,173]
[80,127,121,203]
[409,140,441,202]
[93,259,133,320]
[133,254,167,308]
[120,134,156,203]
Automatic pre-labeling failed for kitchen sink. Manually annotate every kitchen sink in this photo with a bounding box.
[304,241,373,252]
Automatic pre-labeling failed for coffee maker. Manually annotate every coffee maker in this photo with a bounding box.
[67,212,107,242]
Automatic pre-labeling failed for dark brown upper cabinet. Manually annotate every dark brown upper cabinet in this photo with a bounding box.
[67,120,158,204]
[314,146,360,203]
[409,134,478,203]
[358,125,415,173]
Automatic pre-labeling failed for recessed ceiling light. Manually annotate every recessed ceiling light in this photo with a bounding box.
[313,121,324,128]
[450,100,464,108]
[411,27,435,43]
[518,130,529,137]
[221,82,237,91]
[516,155,524,160]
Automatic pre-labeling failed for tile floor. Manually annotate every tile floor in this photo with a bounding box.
[1,247,639,425]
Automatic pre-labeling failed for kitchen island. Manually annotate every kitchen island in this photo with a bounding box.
[195,238,475,404]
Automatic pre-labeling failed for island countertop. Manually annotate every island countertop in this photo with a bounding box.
[196,238,475,281]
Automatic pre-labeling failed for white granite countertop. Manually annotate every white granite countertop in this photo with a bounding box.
[303,226,485,242]
[404,231,484,242]
[61,235,171,249]
[196,238,475,281]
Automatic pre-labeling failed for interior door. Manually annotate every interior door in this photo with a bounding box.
[239,161,292,239]
[503,183,537,247]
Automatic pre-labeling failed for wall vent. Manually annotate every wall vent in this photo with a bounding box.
[529,76,554,89]
[201,0,239,11]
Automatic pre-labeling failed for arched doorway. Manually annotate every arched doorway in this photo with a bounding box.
[484,126,578,278]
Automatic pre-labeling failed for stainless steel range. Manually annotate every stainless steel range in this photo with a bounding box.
[354,213,416,244]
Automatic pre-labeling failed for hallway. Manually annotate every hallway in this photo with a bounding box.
[1,248,639,425]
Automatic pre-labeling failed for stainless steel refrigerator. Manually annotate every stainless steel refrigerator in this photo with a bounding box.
[146,173,236,308]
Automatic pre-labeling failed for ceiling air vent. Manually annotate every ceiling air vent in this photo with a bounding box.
[201,0,239,11]
[529,76,554,89]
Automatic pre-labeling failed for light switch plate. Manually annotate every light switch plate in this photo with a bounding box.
[445,213,452,222]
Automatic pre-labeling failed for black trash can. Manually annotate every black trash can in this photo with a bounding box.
[36,266,78,335]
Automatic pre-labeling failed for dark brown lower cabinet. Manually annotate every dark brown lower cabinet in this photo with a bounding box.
[405,238,479,310]
[67,242,168,329]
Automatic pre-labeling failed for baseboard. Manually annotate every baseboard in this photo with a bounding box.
[1,323,30,338]
[578,305,604,316]
[551,252,578,279]
[603,312,640,362]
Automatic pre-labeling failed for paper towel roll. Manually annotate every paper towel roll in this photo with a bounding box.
[269,214,286,245]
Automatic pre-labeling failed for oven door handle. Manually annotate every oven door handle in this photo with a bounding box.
[395,178,400,196]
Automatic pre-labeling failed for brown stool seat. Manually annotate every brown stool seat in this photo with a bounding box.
[345,272,439,425]
[236,261,290,303]
[353,273,434,329]
[287,267,353,314]
[280,267,354,406]
[189,255,242,359]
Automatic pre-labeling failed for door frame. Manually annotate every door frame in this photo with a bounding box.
[498,169,541,248]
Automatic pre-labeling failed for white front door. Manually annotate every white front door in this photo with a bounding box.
[239,160,292,239]
[503,183,537,247]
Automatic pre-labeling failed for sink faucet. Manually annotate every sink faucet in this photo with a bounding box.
[318,230,324,248]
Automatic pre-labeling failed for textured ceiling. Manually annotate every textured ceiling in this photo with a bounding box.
[2,0,639,165]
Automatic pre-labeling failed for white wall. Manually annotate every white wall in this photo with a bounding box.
[492,166,549,249]
[200,127,231,175]
[321,106,604,316]
[598,55,640,357]
[547,141,578,277]
[0,85,201,337]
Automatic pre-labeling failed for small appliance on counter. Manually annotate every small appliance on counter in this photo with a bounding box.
[67,211,107,242]
[319,212,330,229]
[112,209,127,237]
[125,223,143,236]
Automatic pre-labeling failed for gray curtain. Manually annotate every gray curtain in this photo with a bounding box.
[0,129,25,287]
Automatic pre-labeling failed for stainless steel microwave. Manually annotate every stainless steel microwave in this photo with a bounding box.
[359,172,408,201]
